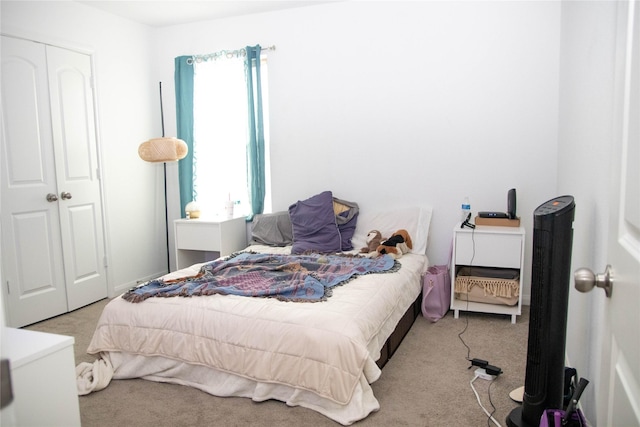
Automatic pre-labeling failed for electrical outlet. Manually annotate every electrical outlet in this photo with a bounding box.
[474,367,496,381]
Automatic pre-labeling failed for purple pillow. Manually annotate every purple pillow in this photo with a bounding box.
[289,191,342,254]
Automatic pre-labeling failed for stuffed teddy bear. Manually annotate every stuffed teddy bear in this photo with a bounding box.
[374,229,413,259]
[360,230,384,255]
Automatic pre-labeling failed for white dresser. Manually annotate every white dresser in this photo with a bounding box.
[174,217,247,270]
[1,328,81,427]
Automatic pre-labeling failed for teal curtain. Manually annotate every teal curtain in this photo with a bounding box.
[245,45,265,218]
[174,56,194,217]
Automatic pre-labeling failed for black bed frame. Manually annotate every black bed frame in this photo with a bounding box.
[376,292,422,369]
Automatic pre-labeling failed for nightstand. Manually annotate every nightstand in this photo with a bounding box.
[174,217,247,270]
[2,328,81,426]
[450,223,525,323]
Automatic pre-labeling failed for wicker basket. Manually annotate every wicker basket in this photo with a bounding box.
[454,268,519,306]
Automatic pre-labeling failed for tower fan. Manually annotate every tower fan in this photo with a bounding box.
[507,195,576,427]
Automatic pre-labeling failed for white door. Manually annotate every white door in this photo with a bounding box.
[0,36,107,327]
[1,36,68,327]
[597,1,640,425]
[46,45,107,311]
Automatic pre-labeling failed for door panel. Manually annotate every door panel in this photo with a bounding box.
[54,61,92,180]
[1,36,68,327]
[601,1,640,425]
[2,48,48,186]
[47,45,107,312]
[610,339,638,427]
[64,202,105,308]
[7,211,67,319]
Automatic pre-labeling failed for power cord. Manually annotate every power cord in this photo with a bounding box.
[458,224,476,362]
[458,223,503,427]
[470,374,502,427]
[487,378,497,427]
[458,315,472,360]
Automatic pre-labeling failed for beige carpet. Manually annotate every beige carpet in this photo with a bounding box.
[26,299,528,426]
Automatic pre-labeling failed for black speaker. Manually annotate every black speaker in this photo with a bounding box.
[506,195,576,427]
[508,188,517,219]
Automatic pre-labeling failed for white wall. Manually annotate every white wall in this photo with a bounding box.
[0,1,564,304]
[557,1,619,423]
[155,1,563,302]
[1,1,168,298]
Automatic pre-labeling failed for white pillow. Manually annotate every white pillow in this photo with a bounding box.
[351,206,433,255]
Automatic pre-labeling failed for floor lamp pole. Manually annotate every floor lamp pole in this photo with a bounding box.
[139,82,186,274]
[163,162,169,272]
[159,82,170,273]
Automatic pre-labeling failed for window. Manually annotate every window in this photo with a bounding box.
[191,55,270,217]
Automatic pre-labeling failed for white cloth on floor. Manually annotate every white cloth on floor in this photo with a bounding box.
[76,357,114,395]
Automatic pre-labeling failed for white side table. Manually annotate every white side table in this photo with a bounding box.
[450,223,525,323]
[1,328,81,427]
[174,217,247,270]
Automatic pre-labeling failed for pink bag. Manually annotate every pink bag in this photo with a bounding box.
[421,264,451,322]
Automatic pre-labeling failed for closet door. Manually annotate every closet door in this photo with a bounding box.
[0,36,107,327]
[1,36,68,327]
[46,45,107,312]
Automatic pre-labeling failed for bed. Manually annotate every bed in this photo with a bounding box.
[81,193,432,425]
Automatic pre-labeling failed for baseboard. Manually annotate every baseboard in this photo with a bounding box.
[111,270,166,297]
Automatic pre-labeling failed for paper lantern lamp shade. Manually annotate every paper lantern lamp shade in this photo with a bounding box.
[138,137,188,162]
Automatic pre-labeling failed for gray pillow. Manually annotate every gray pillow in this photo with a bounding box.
[250,211,293,246]
[333,197,359,251]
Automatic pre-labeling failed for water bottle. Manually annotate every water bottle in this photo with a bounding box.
[461,197,471,221]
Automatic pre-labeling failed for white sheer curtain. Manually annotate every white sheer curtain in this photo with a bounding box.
[193,58,246,216]
[192,57,271,217]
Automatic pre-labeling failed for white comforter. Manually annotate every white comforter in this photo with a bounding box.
[86,246,427,424]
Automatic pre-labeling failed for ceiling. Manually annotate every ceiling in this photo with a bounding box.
[76,1,340,27]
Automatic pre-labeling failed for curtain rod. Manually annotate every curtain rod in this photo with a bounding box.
[188,45,275,65]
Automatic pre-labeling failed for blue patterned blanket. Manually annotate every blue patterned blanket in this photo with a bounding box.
[123,252,399,303]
